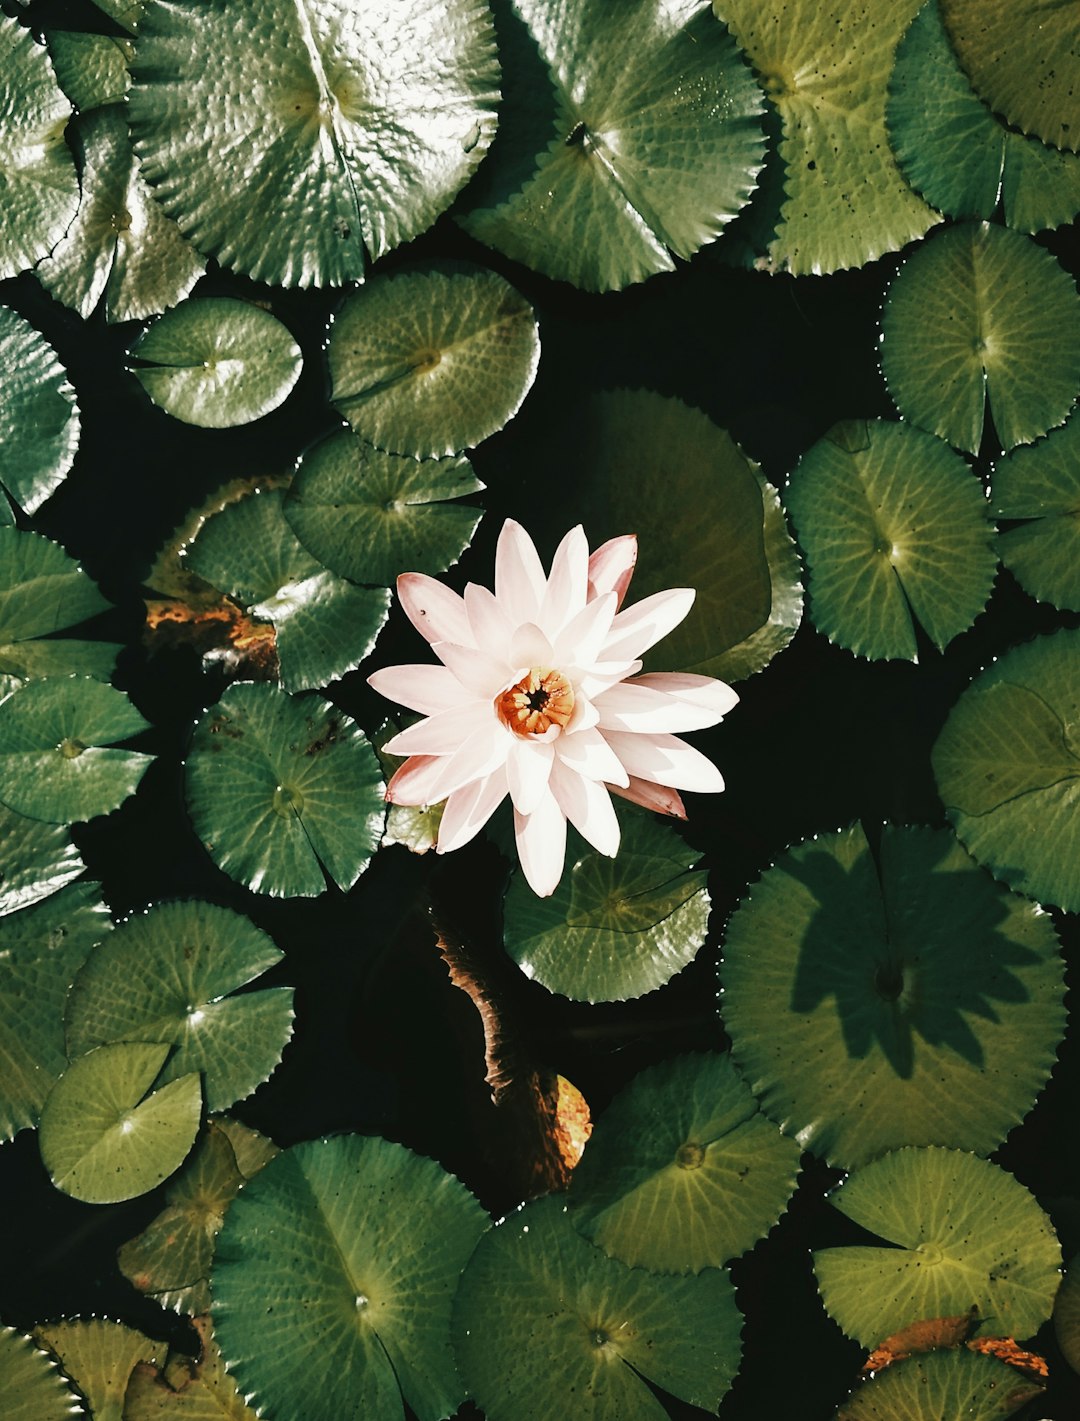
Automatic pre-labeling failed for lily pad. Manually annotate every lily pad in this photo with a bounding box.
[568,1052,800,1272]
[185,681,384,896]
[785,420,997,661]
[0,801,86,918]
[719,0,939,274]
[1054,1252,1080,1377]
[34,1319,163,1421]
[123,1315,260,1420]
[39,1040,202,1204]
[812,1147,1061,1348]
[65,899,294,1112]
[721,824,1066,1167]
[0,14,80,282]
[327,265,540,457]
[0,881,110,1140]
[37,106,206,324]
[931,627,1080,911]
[129,298,302,429]
[880,222,1080,454]
[212,1134,489,1421]
[285,430,483,585]
[0,676,153,825]
[91,0,144,31]
[453,1194,742,1420]
[993,413,1080,612]
[835,1348,1044,1420]
[458,0,765,292]
[127,0,499,288]
[0,1328,79,1421]
[47,31,132,112]
[0,308,81,517]
[503,807,710,1003]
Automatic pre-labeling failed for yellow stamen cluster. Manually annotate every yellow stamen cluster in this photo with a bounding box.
[496,668,575,736]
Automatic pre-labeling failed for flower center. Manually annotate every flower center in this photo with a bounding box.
[496,668,575,737]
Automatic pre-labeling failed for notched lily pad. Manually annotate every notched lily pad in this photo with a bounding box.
[34,1318,163,1421]
[835,1348,1044,1420]
[0,308,81,518]
[0,801,86,918]
[993,413,1080,612]
[0,1327,79,1421]
[47,31,133,112]
[123,1314,260,1420]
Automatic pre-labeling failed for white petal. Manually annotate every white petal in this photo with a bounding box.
[587,535,637,609]
[367,664,472,715]
[602,588,695,662]
[506,737,555,815]
[595,681,729,734]
[437,768,508,854]
[556,726,629,786]
[565,695,600,733]
[609,775,687,819]
[397,573,473,647]
[514,788,568,898]
[630,672,740,719]
[382,702,493,757]
[602,730,726,793]
[510,622,554,669]
[385,754,448,806]
[539,525,589,639]
[551,590,616,669]
[465,582,515,657]
[429,722,513,799]
[576,659,642,699]
[495,519,546,626]
[434,641,513,698]
[550,758,620,857]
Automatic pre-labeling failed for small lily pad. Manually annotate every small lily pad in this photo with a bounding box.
[835,1348,1044,1420]
[47,31,132,111]
[0,308,81,517]
[123,1315,260,1420]
[0,1328,79,1421]
[0,802,86,918]
[34,1319,163,1421]
[993,413,1080,612]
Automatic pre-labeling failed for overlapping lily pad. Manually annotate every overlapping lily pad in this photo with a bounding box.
[785,420,997,661]
[568,1053,800,1271]
[503,808,711,1002]
[1055,1253,1080,1377]
[835,1348,1044,1420]
[185,681,385,896]
[34,1319,163,1421]
[880,222,1080,454]
[212,1134,489,1421]
[47,31,132,112]
[123,1315,260,1420]
[127,0,499,287]
[813,1147,1061,1348]
[0,802,86,918]
[993,414,1080,612]
[458,0,765,291]
[327,266,540,457]
[0,1328,78,1421]
[721,824,1066,1167]
[0,309,81,517]
[932,628,1080,911]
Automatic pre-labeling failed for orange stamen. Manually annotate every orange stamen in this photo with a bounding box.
[496,669,575,737]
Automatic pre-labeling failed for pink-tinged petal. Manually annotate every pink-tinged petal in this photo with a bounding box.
[609,775,687,819]
[556,726,629,786]
[385,755,448,807]
[602,730,726,793]
[510,622,554,669]
[602,587,695,662]
[436,768,508,854]
[506,737,554,815]
[565,695,600,733]
[434,640,513,698]
[382,702,493,757]
[397,573,473,647]
[551,590,616,669]
[594,681,731,734]
[550,758,620,857]
[367,664,472,715]
[538,525,589,639]
[514,788,568,898]
[465,582,515,657]
[496,519,546,626]
[587,535,637,610]
[576,659,643,699]
[629,672,740,719]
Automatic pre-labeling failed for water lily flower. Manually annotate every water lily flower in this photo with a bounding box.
[369,520,737,897]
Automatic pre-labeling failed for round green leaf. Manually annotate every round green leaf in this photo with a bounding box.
[835,1349,1045,1421]
[940,0,1080,153]
[568,1053,800,1272]
[458,0,764,292]
[454,1194,742,1421]
[503,807,710,1003]
[1054,1252,1080,1377]
[813,1147,1062,1348]
[993,413,1080,612]
[37,107,206,324]
[34,1319,163,1421]
[327,265,540,458]
[47,31,132,112]
[285,429,483,584]
[127,0,499,288]
[0,676,152,825]
[0,1329,79,1421]
[0,801,86,917]
[888,2,1080,235]
[719,0,940,274]
[185,681,384,896]
[880,222,1080,454]
[39,1040,202,1204]
[785,420,997,661]
[721,824,1066,1168]
[129,299,302,429]
[932,627,1080,911]
[212,1134,489,1421]
[65,899,294,1112]
[0,308,81,517]
[0,14,80,282]
[0,881,110,1140]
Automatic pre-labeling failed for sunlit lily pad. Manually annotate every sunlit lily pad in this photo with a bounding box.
[0,15,80,282]
[458,0,764,292]
[185,681,384,896]
[129,299,302,429]
[785,420,996,661]
[454,1194,741,1420]
[880,222,1080,454]
[721,824,1066,1167]
[0,309,81,517]
[835,1348,1044,1421]
[0,802,86,918]
[285,430,483,585]
[40,1040,202,1204]
[0,1328,79,1421]
[568,1053,800,1272]
[128,0,499,287]
[813,1147,1061,1348]
[47,31,132,111]
[932,628,1080,911]
[34,1319,163,1421]
[212,1134,488,1421]
[327,265,540,457]
[993,414,1080,612]
[123,1315,260,1420]
[503,808,710,1003]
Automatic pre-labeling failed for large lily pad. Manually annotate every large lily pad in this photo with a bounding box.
[458,0,765,292]
[932,627,1080,911]
[185,681,384,896]
[721,824,1066,1167]
[127,0,499,287]
[47,31,132,112]
[835,1348,1044,1421]
[0,1329,79,1421]
[785,420,997,661]
[0,802,86,918]
[880,222,1080,454]
[212,1134,489,1421]
[0,309,81,517]
[34,1319,163,1421]
[993,413,1080,612]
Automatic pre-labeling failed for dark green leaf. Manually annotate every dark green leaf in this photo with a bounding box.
[0,309,81,516]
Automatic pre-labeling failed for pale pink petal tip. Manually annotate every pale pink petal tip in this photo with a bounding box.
[397,573,472,647]
[587,534,637,609]
[609,776,687,819]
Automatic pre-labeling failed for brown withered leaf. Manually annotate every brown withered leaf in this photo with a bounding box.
[143,595,279,681]
[123,1314,257,1419]
[863,1308,979,1372]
